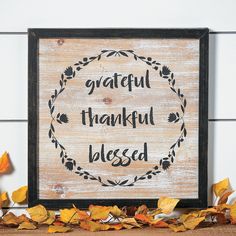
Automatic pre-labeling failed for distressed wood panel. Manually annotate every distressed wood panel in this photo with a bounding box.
[209,34,236,119]
[0,35,27,119]
[38,38,199,199]
[0,0,236,31]
[0,122,27,207]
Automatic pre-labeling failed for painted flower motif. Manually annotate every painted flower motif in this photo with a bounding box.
[57,113,69,124]
[162,66,171,76]
[162,160,171,170]
[168,113,177,122]
[65,161,73,171]
[64,66,73,76]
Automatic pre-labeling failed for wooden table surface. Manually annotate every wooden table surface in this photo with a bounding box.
[0,225,236,236]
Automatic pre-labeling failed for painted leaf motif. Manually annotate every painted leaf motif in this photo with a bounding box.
[12,186,28,203]
[0,152,10,174]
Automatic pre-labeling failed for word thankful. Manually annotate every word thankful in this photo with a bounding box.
[85,70,151,95]
[80,107,155,128]
[89,143,148,167]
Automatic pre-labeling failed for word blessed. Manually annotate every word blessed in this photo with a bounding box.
[81,107,155,128]
[89,143,148,167]
[85,70,151,95]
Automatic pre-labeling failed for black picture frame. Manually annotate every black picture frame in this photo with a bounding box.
[28,28,208,209]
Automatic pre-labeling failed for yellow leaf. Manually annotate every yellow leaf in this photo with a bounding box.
[89,205,110,220]
[109,224,123,230]
[80,221,110,232]
[110,205,126,218]
[0,151,10,174]
[12,186,28,203]
[158,197,180,214]
[0,192,8,208]
[213,178,230,197]
[48,225,71,233]
[230,203,236,224]
[42,210,55,225]
[60,208,79,224]
[183,215,205,230]
[27,204,48,223]
[18,222,37,230]
[169,224,186,232]
[3,212,19,226]
[121,217,141,229]
[199,208,217,217]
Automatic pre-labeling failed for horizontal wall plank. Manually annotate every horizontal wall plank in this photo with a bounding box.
[0,33,235,120]
[0,0,236,31]
[0,35,27,119]
[209,34,236,119]
[0,122,27,207]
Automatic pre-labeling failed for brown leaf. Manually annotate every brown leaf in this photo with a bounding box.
[158,197,180,214]
[18,222,37,230]
[0,152,10,174]
[213,178,230,197]
[17,214,31,224]
[12,186,28,203]
[48,225,71,233]
[27,204,48,223]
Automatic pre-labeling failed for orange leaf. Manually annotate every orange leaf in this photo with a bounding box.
[157,197,179,214]
[80,221,110,232]
[48,225,71,233]
[73,204,90,220]
[12,186,28,203]
[213,178,230,197]
[0,152,10,174]
[152,220,169,228]
[109,224,123,230]
[89,205,110,220]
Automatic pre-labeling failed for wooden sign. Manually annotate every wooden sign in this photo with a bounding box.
[28,29,208,208]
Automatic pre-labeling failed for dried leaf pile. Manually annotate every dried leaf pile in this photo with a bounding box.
[0,152,236,233]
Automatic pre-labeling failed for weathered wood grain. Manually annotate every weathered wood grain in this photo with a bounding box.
[38,38,199,199]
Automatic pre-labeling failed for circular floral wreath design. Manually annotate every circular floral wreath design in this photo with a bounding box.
[48,49,187,187]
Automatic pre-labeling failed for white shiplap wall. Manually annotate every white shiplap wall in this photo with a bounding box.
[0,0,236,208]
